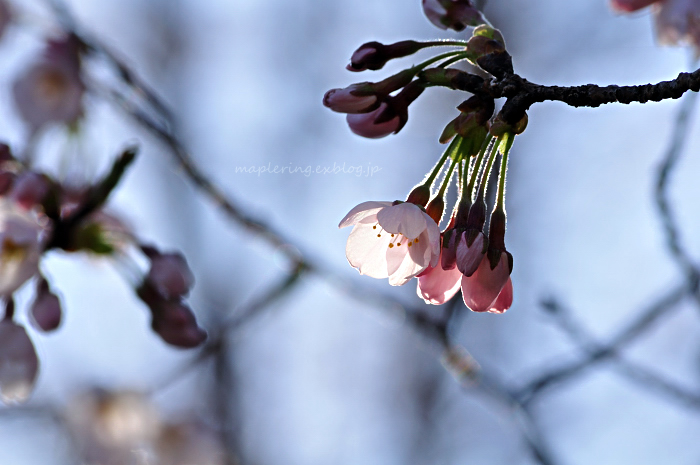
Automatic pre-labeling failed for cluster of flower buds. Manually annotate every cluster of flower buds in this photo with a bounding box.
[333,5,521,313]
[611,0,700,54]
[0,144,206,404]
[137,246,207,349]
[324,18,513,139]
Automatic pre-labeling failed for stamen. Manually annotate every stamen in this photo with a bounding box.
[388,243,394,248]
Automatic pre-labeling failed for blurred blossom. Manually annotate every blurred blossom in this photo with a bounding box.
[422,0,485,31]
[9,171,51,210]
[67,390,160,465]
[611,0,700,53]
[150,301,207,349]
[12,34,85,130]
[0,199,50,296]
[156,421,226,465]
[0,320,39,404]
[145,250,194,300]
[0,0,10,41]
[29,278,62,332]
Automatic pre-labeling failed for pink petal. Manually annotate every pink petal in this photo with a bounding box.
[456,231,486,277]
[441,231,458,270]
[376,202,426,239]
[461,253,511,312]
[346,104,400,139]
[487,277,513,314]
[417,251,463,304]
[339,201,391,228]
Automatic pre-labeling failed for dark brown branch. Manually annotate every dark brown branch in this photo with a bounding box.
[421,67,700,125]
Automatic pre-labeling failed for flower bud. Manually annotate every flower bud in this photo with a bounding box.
[30,278,62,332]
[151,301,207,349]
[472,25,506,46]
[346,82,425,138]
[610,0,657,12]
[323,83,379,114]
[467,35,513,78]
[347,40,423,72]
[145,251,194,300]
[490,112,528,136]
[0,320,39,404]
[426,196,445,224]
[9,172,51,211]
[422,0,485,31]
[406,184,431,207]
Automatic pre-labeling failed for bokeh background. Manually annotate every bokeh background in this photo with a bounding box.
[0,0,699,463]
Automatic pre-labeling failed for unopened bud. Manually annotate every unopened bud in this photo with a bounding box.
[347,40,423,72]
[426,197,445,224]
[422,0,485,32]
[406,185,431,207]
[0,321,39,404]
[490,112,528,136]
[30,278,62,332]
[151,302,207,349]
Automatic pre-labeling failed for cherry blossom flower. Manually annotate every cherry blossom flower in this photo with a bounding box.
[12,35,85,130]
[339,200,440,286]
[0,320,39,404]
[0,199,49,297]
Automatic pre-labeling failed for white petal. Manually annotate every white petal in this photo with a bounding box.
[421,212,441,267]
[339,201,392,228]
[376,203,427,239]
[345,222,391,279]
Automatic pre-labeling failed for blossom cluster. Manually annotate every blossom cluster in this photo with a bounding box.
[327,1,521,313]
[0,6,206,405]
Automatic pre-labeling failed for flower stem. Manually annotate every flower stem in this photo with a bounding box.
[463,136,494,202]
[495,133,514,211]
[475,137,500,201]
[437,141,462,198]
[424,135,461,188]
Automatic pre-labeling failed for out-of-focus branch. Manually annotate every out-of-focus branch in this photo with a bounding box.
[540,298,700,411]
[515,282,690,404]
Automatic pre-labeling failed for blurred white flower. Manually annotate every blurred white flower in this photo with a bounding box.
[0,320,39,404]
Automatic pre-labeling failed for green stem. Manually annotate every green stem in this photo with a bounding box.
[437,145,461,198]
[463,136,494,202]
[475,137,500,201]
[424,136,461,188]
[422,40,470,48]
[411,50,469,73]
[496,133,514,211]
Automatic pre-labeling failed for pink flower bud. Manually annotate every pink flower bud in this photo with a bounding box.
[461,250,512,313]
[610,0,658,12]
[12,35,85,130]
[151,301,207,349]
[9,172,50,210]
[323,83,379,114]
[146,252,194,300]
[456,229,487,277]
[422,0,485,31]
[347,40,423,72]
[0,321,39,403]
[346,103,401,138]
[30,279,62,332]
